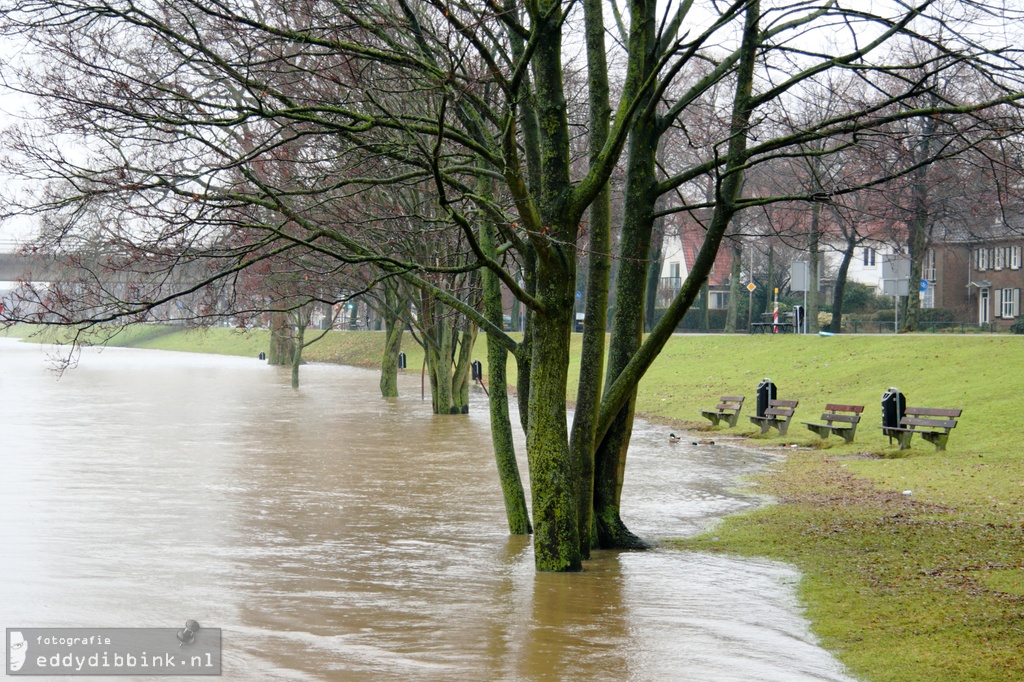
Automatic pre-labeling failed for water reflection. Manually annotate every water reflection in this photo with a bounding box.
[0,339,853,680]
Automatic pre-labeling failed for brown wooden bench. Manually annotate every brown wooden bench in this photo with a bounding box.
[749,399,799,435]
[802,404,864,444]
[880,407,963,451]
[701,395,745,427]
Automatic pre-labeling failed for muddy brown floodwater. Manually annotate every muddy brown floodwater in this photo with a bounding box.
[0,338,855,681]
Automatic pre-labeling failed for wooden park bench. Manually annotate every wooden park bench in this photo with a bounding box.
[701,395,745,428]
[802,404,864,444]
[880,407,963,451]
[749,399,799,436]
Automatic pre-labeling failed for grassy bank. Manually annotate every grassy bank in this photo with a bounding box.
[5,325,1023,680]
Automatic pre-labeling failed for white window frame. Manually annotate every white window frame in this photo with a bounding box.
[1011,246,1022,270]
[709,290,729,310]
[921,285,935,309]
[923,249,936,281]
[863,247,876,267]
[976,248,989,271]
[1000,288,1021,318]
[995,247,1005,270]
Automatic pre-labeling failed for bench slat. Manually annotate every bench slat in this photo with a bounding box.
[820,413,860,424]
[905,407,962,418]
[901,417,957,430]
[824,404,864,413]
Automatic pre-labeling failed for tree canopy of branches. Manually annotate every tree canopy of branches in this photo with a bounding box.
[3,0,1024,570]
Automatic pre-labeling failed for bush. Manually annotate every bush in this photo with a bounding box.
[1011,319,1024,335]
[872,307,955,323]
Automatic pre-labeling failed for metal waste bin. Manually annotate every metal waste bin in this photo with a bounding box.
[471,360,483,382]
[881,387,906,435]
[756,378,777,418]
[398,351,407,370]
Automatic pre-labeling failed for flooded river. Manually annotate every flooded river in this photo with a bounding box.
[0,338,854,680]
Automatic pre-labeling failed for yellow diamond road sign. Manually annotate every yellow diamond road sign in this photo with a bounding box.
[746,283,756,292]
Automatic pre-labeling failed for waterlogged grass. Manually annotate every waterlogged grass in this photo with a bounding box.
[6,324,1024,679]
[671,453,1024,682]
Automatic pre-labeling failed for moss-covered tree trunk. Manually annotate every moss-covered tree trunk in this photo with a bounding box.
[567,0,612,557]
[379,286,405,398]
[527,274,579,571]
[593,0,761,551]
[592,0,658,550]
[480,185,532,534]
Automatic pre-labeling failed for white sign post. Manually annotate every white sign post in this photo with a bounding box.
[882,254,911,333]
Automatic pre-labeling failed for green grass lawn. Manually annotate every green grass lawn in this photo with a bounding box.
[6,324,1024,680]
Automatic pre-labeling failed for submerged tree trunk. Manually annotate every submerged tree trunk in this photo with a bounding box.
[268,310,295,366]
[567,0,612,557]
[379,284,405,398]
[291,312,306,389]
[481,188,532,535]
[593,53,659,551]
[451,326,476,414]
[527,268,579,571]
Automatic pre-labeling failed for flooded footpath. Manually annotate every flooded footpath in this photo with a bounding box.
[0,338,855,680]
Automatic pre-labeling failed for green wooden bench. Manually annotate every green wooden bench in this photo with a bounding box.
[802,404,864,444]
[881,407,963,451]
[701,395,745,427]
[749,399,799,436]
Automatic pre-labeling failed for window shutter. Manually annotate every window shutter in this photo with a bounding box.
[1014,289,1021,318]
[997,288,1005,318]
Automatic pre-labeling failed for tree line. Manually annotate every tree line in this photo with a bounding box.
[3,0,1024,570]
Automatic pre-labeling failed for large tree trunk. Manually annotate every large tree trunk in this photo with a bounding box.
[567,0,612,557]
[379,285,405,398]
[290,307,308,389]
[808,202,821,333]
[591,0,760,553]
[644,216,664,333]
[830,240,856,333]
[527,272,579,571]
[268,310,294,366]
[903,115,935,332]
[725,240,742,333]
[593,63,658,551]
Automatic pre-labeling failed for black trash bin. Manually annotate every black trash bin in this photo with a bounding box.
[471,360,483,382]
[881,387,906,437]
[398,351,407,370]
[756,378,777,418]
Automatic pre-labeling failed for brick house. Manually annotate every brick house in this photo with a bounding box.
[927,223,1023,327]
